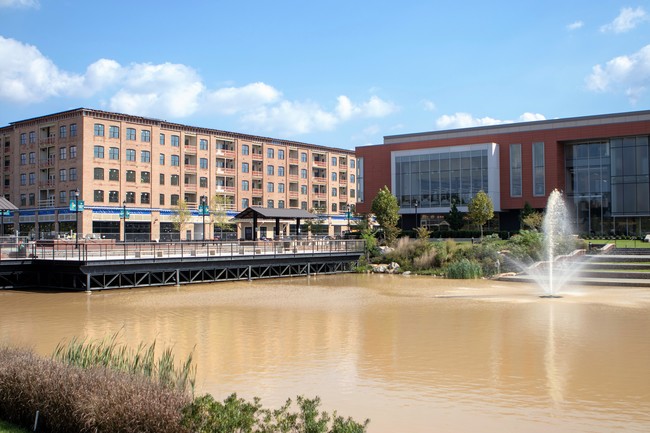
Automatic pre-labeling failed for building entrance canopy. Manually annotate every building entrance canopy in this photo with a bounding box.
[233,207,316,240]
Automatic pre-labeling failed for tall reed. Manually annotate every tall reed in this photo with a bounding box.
[52,333,195,394]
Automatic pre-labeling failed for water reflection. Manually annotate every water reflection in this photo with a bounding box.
[1,275,649,433]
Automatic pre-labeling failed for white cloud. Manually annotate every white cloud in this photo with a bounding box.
[435,112,546,129]
[586,44,650,103]
[0,36,82,102]
[567,20,584,31]
[600,7,648,33]
[422,100,436,112]
[0,0,39,8]
[0,35,399,136]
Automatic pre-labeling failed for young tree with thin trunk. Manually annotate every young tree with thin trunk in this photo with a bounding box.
[371,185,401,245]
[467,190,494,238]
[172,199,191,240]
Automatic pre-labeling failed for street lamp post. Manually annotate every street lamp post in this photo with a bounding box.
[414,199,419,231]
[122,200,127,242]
[200,195,207,244]
[74,189,79,249]
[346,204,351,233]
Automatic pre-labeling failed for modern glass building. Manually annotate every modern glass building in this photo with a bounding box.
[355,110,650,235]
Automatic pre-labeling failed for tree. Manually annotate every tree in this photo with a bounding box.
[370,185,400,245]
[445,200,465,231]
[467,190,494,238]
[211,194,233,240]
[520,202,543,231]
[171,199,191,240]
[305,207,326,237]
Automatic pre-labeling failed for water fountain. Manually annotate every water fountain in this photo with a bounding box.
[538,189,579,298]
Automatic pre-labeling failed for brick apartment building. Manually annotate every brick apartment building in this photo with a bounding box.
[0,108,357,241]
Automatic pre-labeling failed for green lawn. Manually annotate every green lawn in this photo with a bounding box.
[587,239,650,248]
[0,421,28,433]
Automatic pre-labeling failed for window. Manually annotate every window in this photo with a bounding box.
[59,191,66,204]
[109,169,119,181]
[278,149,285,160]
[200,177,208,188]
[267,148,274,158]
[350,189,356,198]
[59,126,67,139]
[510,144,522,197]
[278,200,285,208]
[242,145,249,155]
[126,170,136,182]
[109,126,119,138]
[29,131,36,143]
[160,133,165,145]
[267,199,274,208]
[141,192,150,204]
[200,158,208,169]
[94,190,104,202]
[20,174,26,186]
[171,194,179,205]
[141,150,151,163]
[60,169,67,182]
[141,130,151,142]
[126,128,136,140]
[242,198,249,208]
[171,175,179,186]
[300,169,307,179]
[301,185,307,194]
[59,147,67,160]
[20,154,26,165]
[278,183,285,193]
[532,142,545,196]
[350,174,355,183]
[159,194,165,205]
[160,153,165,165]
[94,168,104,180]
[109,191,119,203]
[242,162,249,173]
[70,146,77,158]
[126,149,136,161]
[94,124,104,136]
[94,145,105,158]
[171,135,180,147]
[160,174,165,185]
[141,171,150,183]
[69,168,77,181]
[332,188,337,196]
[301,152,307,162]
[331,156,337,166]
[350,160,355,169]
[70,124,77,137]
[125,192,135,204]
[20,194,26,206]
[278,166,285,176]
[20,133,26,145]
[332,172,337,181]
[29,152,35,164]
[267,165,274,176]
[200,139,208,150]
[332,203,337,212]
[242,180,249,191]
[267,182,274,192]
[29,193,35,206]
[109,147,119,160]
[171,155,179,166]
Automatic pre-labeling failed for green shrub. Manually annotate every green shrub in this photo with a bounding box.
[445,259,483,279]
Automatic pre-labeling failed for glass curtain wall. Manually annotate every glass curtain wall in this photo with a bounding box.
[565,135,650,235]
[395,149,488,210]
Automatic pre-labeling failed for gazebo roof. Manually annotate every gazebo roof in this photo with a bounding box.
[233,207,316,220]
[0,197,18,211]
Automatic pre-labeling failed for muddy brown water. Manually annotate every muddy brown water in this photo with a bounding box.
[1,274,649,433]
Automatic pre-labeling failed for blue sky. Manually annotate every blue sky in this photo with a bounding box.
[1,1,649,149]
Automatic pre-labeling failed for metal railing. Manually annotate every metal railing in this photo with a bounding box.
[1,239,365,262]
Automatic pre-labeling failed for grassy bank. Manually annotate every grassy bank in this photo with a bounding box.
[0,338,368,433]
[0,421,28,433]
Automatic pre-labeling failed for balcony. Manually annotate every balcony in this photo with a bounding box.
[185,183,197,192]
[252,170,263,178]
[216,186,235,193]
[312,176,327,184]
[39,156,56,167]
[184,144,197,154]
[38,197,55,208]
[217,167,236,175]
[216,149,235,158]
[39,136,55,146]
[184,164,197,172]
[39,178,55,187]
[312,160,327,168]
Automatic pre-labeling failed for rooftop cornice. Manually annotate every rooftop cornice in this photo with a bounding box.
[4,107,354,155]
[382,110,650,145]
